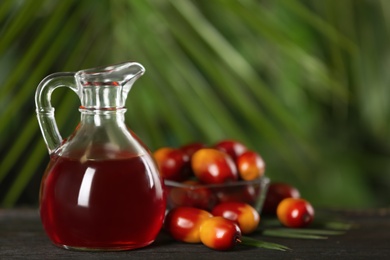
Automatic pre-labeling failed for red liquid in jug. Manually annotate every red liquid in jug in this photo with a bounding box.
[39,153,166,250]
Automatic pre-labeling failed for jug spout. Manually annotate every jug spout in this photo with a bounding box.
[76,62,145,110]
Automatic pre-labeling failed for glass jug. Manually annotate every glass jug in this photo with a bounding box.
[35,62,166,251]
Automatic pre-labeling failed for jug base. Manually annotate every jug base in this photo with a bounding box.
[57,240,154,252]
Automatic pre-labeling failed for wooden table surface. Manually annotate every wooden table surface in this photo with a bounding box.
[1,208,389,259]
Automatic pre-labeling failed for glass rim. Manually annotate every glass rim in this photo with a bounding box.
[164,176,270,189]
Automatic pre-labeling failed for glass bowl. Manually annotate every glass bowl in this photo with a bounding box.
[164,176,270,213]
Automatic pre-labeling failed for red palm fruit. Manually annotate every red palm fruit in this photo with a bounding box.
[214,139,247,160]
[236,150,265,181]
[191,148,238,184]
[167,180,217,210]
[180,142,206,178]
[215,184,258,205]
[212,202,260,234]
[199,217,242,251]
[180,142,206,158]
[164,207,213,243]
[153,147,191,181]
[276,198,315,228]
[262,182,301,215]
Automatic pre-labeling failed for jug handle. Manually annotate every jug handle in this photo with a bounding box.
[35,72,77,154]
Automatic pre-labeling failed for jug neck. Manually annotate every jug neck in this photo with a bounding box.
[79,82,125,110]
[79,108,127,126]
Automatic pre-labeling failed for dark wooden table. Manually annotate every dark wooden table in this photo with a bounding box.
[1,208,389,259]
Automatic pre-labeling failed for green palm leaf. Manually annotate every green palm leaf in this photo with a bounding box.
[0,0,388,208]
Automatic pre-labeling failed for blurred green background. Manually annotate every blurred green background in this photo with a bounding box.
[1,0,389,208]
